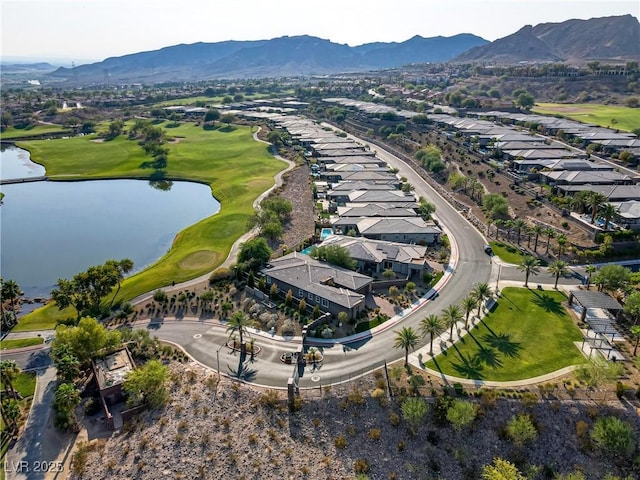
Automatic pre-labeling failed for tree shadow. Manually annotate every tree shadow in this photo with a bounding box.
[451,351,485,379]
[531,293,565,315]
[481,332,521,358]
[476,345,503,369]
[228,356,257,382]
[449,343,485,379]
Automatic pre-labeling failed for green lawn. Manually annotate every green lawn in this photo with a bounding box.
[532,103,640,133]
[489,241,526,264]
[425,287,585,381]
[16,121,287,329]
[0,337,44,350]
[0,124,71,139]
[0,371,36,399]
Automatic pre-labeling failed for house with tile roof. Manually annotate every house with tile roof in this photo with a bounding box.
[260,252,372,319]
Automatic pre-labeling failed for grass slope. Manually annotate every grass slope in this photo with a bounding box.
[426,287,585,381]
[532,103,640,133]
[0,124,71,139]
[0,337,44,350]
[17,122,286,328]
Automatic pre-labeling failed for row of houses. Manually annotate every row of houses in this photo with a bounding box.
[430,111,640,230]
[254,114,441,318]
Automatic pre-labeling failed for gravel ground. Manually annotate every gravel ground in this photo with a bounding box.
[71,364,639,480]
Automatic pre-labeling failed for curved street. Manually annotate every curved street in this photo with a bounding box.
[133,130,496,388]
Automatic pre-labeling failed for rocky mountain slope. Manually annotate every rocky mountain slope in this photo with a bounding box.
[453,14,640,64]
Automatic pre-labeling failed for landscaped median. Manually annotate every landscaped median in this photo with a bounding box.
[16,122,288,330]
[425,287,586,382]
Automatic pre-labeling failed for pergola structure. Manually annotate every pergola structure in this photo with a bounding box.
[568,290,623,323]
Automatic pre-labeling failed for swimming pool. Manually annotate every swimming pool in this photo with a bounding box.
[321,228,334,240]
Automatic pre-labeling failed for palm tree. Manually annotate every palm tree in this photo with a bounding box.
[504,220,515,242]
[420,315,445,356]
[570,190,591,214]
[525,226,533,249]
[226,311,253,351]
[493,219,504,240]
[393,326,420,367]
[585,265,596,290]
[599,203,619,230]
[587,192,607,224]
[544,227,556,255]
[518,255,541,288]
[556,233,567,256]
[471,283,493,318]
[548,260,569,289]
[108,258,134,309]
[461,296,478,330]
[1,280,23,313]
[54,383,81,427]
[441,305,463,342]
[514,219,527,245]
[0,360,21,399]
[532,225,544,253]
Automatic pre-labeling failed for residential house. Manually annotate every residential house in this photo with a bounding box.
[260,252,372,319]
[319,235,429,278]
[332,217,441,245]
[610,201,640,230]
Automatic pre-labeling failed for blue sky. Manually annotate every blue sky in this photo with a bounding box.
[1,0,638,64]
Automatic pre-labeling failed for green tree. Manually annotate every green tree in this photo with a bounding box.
[599,203,619,230]
[261,197,293,221]
[505,413,537,446]
[52,317,122,365]
[590,416,636,460]
[548,260,569,289]
[267,130,284,145]
[204,108,220,123]
[481,457,526,480]
[1,279,23,313]
[630,326,640,356]
[309,244,356,270]
[238,237,273,269]
[53,382,81,430]
[0,360,21,399]
[51,343,81,383]
[531,225,544,252]
[518,255,540,288]
[441,304,463,342]
[471,283,493,318]
[420,314,445,356]
[401,397,429,434]
[513,219,527,245]
[123,359,169,408]
[106,258,133,309]
[393,327,420,367]
[226,311,253,350]
[2,398,20,433]
[593,264,632,292]
[461,296,478,329]
[625,292,640,326]
[544,227,556,255]
[482,194,509,220]
[587,192,608,224]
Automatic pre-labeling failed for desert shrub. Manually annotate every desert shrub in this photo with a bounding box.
[334,434,347,449]
[590,416,636,460]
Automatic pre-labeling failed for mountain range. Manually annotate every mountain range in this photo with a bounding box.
[46,15,640,85]
[453,14,640,64]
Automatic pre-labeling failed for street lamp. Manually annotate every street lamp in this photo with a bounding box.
[216,345,222,382]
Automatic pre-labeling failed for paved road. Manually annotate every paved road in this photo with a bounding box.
[147,129,495,388]
[4,367,74,480]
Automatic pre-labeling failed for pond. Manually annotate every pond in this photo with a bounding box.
[1,148,220,298]
[1,144,46,179]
